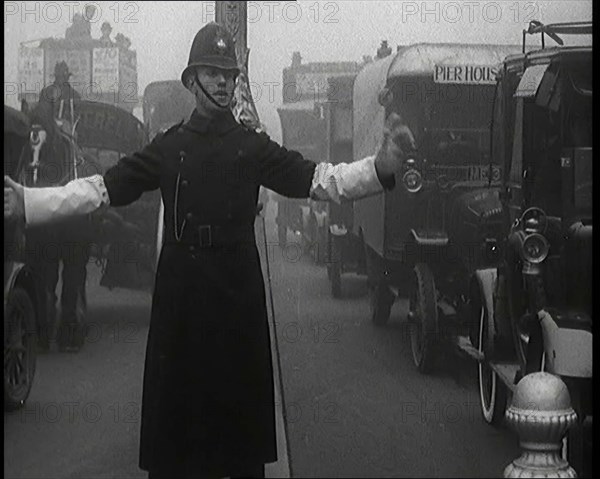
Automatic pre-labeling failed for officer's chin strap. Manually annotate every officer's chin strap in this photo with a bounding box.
[194,73,231,110]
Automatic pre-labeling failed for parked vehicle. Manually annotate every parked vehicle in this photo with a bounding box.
[352,43,521,352]
[276,53,360,249]
[320,75,368,296]
[468,21,592,476]
[4,105,47,410]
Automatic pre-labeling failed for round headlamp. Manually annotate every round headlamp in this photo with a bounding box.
[521,233,549,264]
[402,169,423,193]
[521,207,547,234]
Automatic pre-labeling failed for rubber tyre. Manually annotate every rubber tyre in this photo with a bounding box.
[4,287,38,411]
[409,263,438,374]
[476,293,507,426]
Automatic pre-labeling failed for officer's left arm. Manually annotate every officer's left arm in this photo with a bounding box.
[257,113,413,203]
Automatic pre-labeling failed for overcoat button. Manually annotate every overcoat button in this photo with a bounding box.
[237,150,244,157]
[181,179,189,188]
[179,151,186,157]
[186,212,193,220]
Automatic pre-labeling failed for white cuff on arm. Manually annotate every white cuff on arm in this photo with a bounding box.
[309,155,384,203]
[24,174,110,226]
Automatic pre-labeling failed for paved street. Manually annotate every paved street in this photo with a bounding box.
[4,200,521,478]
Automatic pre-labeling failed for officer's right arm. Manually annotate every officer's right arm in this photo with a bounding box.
[21,138,163,226]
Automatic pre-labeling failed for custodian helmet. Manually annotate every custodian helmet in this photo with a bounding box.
[181,22,240,87]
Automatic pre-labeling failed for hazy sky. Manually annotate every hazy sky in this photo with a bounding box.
[4,1,593,141]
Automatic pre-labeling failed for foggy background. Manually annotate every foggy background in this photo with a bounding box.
[4,1,593,143]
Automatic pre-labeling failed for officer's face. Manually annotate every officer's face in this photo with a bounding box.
[192,66,237,110]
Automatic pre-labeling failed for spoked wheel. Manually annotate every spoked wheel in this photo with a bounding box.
[4,287,37,411]
[476,294,507,426]
[328,235,342,298]
[409,263,438,374]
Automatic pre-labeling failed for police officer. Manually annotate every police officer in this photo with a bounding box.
[5,22,415,479]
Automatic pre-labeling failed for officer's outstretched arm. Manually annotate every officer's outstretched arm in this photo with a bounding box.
[258,113,415,203]
[5,138,163,227]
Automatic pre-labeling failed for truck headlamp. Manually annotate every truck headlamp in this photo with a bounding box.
[402,169,422,193]
[521,207,547,234]
[521,233,549,264]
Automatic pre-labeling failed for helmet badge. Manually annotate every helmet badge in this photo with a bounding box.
[216,38,227,54]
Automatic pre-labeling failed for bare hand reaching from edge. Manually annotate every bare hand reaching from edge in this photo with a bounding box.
[4,176,25,222]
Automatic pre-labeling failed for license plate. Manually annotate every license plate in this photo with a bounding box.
[468,165,501,182]
[430,165,502,183]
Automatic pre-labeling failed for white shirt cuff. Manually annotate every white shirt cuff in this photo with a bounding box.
[24,174,110,226]
[309,155,384,203]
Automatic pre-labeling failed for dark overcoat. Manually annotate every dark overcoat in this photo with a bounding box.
[102,109,316,476]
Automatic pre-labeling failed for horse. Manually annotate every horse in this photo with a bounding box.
[20,100,98,352]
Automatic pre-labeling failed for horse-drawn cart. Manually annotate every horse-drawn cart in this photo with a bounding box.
[4,105,46,410]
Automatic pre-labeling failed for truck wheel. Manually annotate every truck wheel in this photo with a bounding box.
[409,263,438,374]
[476,295,507,426]
[329,236,342,298]
[4,287,37,411]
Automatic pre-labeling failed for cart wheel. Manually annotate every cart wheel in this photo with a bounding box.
[4,287,38,411]
[409,263,438,374]
[329,236,342,298]
[476,296,507,426]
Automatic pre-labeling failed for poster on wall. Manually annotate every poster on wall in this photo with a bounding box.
[18,46,44,103]
[92,47,120,100]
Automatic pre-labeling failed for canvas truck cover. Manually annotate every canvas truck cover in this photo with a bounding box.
[353,44,523,160]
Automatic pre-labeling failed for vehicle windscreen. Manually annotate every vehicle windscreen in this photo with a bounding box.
[391,78,495,167]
